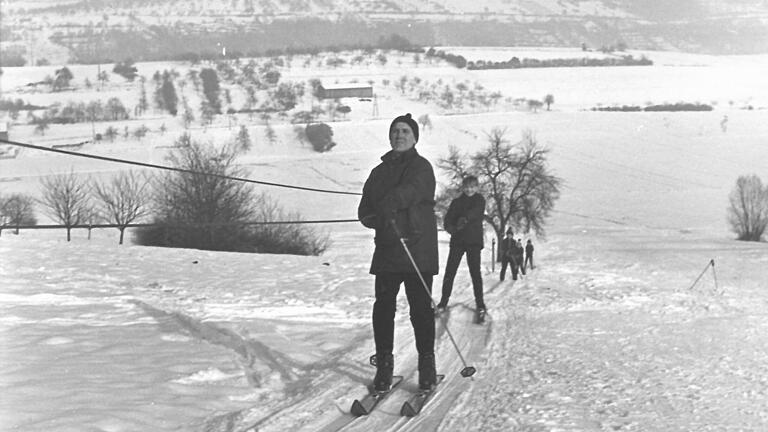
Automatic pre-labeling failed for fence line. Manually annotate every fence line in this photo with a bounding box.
[0,218,359,233]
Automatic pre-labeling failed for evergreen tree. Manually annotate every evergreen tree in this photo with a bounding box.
[160,71,178,115]
[199,68,222,114]
[236,125,252,152]
[137,77,148,115]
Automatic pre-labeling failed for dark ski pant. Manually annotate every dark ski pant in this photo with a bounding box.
[500,256,518,280]
[373,272,435,356]
[517,255,526,275]
[499,257,517,281]
[440,245,485,309]
[524,255,534,270]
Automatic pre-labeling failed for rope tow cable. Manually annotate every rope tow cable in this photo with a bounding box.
[0,138,362,196]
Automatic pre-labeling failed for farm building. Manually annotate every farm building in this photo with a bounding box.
[319,83,373,99]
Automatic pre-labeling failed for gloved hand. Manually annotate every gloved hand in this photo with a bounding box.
[377,194,398,218]
[360,214,378,229]
[455,216,468,231]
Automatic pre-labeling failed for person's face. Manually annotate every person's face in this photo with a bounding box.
[463,182,479,196]
[389,122,416,152]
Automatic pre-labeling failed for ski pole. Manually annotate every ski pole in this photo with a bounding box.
[687,260,712,291]
[710,259,719,294]
[390,219,477,378]
[491,238,495,273]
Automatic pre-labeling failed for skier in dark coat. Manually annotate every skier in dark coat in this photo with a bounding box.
[436,175,486,313]
[358,113,439,392]
[524,239,535,271]
[499,228,517,281]
[516,239,526,277]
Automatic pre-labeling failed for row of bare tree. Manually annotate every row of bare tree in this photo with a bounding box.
[1,133,331,254]
[0,173,146,244]
[3,129,561,252]
[7,129,763,256]
[37,170,149,244]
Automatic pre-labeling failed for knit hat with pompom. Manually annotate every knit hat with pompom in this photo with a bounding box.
[389,113,419,143]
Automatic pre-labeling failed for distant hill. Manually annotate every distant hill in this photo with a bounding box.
[1,0,767,66]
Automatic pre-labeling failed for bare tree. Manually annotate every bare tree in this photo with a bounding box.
[104,126,119,141]
[135,134,328,255]
[727,174,768,241]
[418,113,432,131]
[265,123,277,145]
[544,94,555,111]
[34,118,50,135]
[137,135,259,250]
[527,99,544,112]
[438,128,561,258]
[182,108,195,129]
[93,171,151,244]
[133,124,150,141]
[40,171,93,241]
[1,193,37,234]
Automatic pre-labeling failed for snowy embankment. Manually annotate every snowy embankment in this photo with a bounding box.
[3,217,768,431]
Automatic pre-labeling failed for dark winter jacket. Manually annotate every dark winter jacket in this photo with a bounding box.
[525,242,534,257]
[358,147,439,275]
[515,242,525,262]
[501,237,516,259]
[444,193,485,248]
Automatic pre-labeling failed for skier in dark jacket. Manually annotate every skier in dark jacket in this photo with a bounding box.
[358,113,439,392]
[436,175,486,313]
[516,239,526,277]
[499,228,517,281]
[524,239,535,271]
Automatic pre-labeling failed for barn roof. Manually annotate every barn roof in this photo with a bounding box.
[321,83,372,90]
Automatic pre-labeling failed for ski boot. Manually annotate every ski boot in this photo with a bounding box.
[418,352,437,390]
[476,306,487,324]
[435,300,448,315]
[373,353,394,392]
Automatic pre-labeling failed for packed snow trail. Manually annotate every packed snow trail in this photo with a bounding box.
[182,273,497,432]
[238,277,500,432]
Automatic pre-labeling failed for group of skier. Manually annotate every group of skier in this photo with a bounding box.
[500,229,535,282]
[357,113,536,398]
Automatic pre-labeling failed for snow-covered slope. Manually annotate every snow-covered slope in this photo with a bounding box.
[2,50,768,431]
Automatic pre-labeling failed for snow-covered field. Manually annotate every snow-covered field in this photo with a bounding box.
[2,49,768,431]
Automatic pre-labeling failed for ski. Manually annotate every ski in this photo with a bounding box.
[350,375,404,416]
[400,374,445,417]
